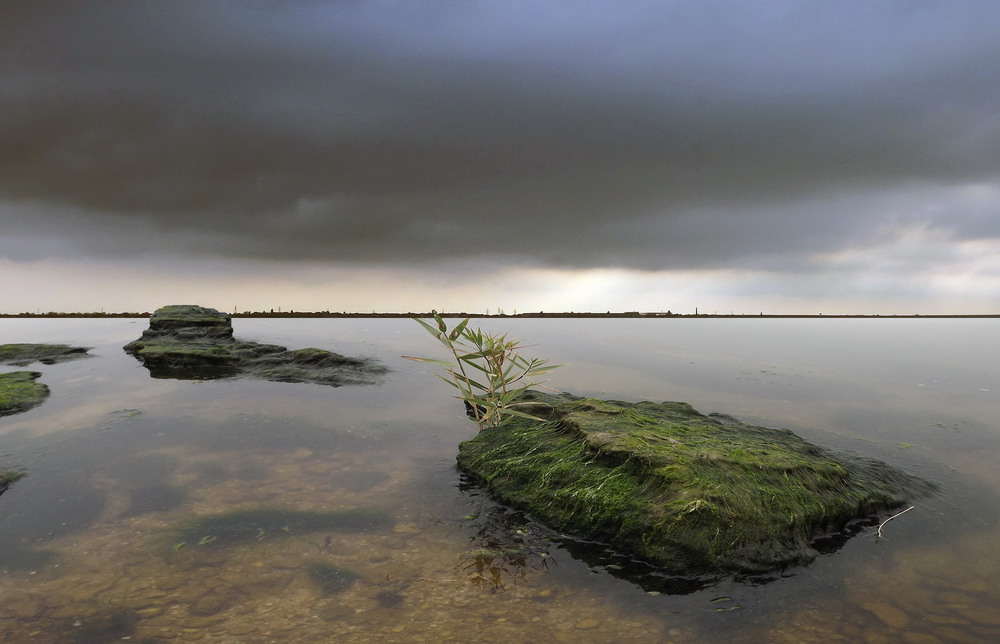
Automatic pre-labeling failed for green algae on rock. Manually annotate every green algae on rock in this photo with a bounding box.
[456,390,937,576]
[0,371,50,417]
[0,343,91,366]
[1,468,26,496]
[124,305,387,385]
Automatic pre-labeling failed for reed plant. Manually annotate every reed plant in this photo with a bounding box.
[404,312,560,431]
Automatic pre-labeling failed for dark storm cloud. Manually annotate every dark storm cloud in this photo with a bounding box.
[3,0,1000,270]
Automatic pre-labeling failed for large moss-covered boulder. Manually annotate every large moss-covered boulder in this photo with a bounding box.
[0,344,91,366]
[124,305,386,386]
[457,391,936,576]
[0,371,49,416]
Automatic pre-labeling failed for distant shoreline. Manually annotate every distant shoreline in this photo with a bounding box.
[2,312,998,319]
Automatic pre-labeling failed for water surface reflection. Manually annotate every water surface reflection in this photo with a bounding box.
[1,318,998,643]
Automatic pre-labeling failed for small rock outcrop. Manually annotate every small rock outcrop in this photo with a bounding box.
[1,344,89,417]
[0,344,91,366]
[124,305,387,386]
[0,371,49,417]
[457,390,936,577]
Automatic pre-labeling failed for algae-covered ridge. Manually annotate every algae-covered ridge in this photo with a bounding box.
[0,343,92,366]
[456,391,937,576]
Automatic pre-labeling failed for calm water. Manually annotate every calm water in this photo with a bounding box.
[1,317,998,643]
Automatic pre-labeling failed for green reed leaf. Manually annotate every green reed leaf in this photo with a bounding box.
[407,315,561,431]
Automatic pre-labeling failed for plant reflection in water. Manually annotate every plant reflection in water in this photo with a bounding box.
[457,496,556,592]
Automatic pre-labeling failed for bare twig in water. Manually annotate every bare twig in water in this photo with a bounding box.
[876,506,914,540]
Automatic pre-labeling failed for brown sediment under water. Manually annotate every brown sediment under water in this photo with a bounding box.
[1,317,999,643]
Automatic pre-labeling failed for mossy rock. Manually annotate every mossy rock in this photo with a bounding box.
[125,305,387,386]
[0,343,91,366]
[456,391,937,576]
[0,371,49,416]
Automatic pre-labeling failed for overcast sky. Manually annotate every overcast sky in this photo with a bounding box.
[3,1,999,314]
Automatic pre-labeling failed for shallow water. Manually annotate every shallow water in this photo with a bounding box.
[1,317,998,643]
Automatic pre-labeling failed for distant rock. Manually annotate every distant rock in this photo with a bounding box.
[457,390,937,577]
[0,343,91,366]
[0,371,49,417]
[124,305,387,386]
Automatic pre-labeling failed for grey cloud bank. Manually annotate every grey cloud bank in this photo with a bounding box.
[2,1,999,312]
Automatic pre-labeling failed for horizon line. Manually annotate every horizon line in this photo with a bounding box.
[2,311,998,319]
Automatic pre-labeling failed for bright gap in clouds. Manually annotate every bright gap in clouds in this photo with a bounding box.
[5,246,997,316]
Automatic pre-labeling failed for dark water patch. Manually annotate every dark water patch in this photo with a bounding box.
[0,475,105,550]
[192,412,384,452]
[103,452,188,517]
[64,609,138,644]
[121,483,187,517]
[0,546,57,571]
[375,589,405,608]
[165,507,396,550]
[105,451,177,483]
[148,364,241,380]
[307,562,360,595]
[332,469,390,493]
[190,461,236,484]
[186,460,269,486]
